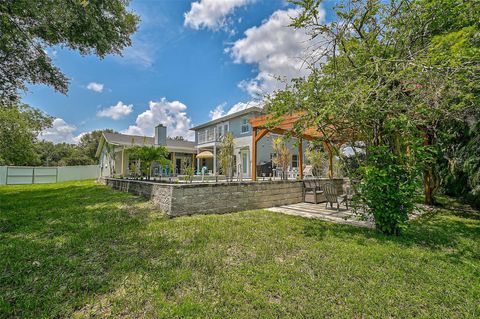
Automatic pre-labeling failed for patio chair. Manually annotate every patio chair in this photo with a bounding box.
[303,165,314,179]
[322,181,348,211]
[288,166,298,179]
[303,179,324,204]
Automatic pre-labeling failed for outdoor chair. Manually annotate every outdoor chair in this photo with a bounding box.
[303,165,314,179]
[303,179,324,204]
[288,166,298,179]
[322,181,348,211]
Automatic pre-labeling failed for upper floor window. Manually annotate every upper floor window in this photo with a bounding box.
[241,118,250,133]
[198,130,206,144]
[216,123,229,139]
[292,154,298,168]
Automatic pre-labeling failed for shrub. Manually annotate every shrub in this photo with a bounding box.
[356,146,419,235]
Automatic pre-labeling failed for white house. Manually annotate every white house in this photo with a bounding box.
[190,107,308,178]
[96,125,196,177]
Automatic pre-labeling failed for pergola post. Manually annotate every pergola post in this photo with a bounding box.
[323,141,334,179]
[298,138,303,180]
[251,128,269,182]
[252,128,257,181]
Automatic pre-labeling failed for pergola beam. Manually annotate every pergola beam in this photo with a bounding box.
[249,112,343,181]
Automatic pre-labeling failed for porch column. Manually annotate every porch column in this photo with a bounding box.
[298,138,303,180]
[252,128,257,181]
[121,147,125,176]
[172,152,176,176]
[196,149,200,174]
[213,144,217,175]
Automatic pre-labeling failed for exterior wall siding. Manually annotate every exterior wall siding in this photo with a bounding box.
[193,110,310,175]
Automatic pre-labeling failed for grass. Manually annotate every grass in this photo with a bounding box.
[0,180,479,318]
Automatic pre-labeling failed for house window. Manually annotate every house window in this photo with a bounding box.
[198,131,206,144]
[241,118,250,133]
[207,128,214,141]
[292,154,298,168]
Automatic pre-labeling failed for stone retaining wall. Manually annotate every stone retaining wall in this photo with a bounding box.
[104,178,346,217]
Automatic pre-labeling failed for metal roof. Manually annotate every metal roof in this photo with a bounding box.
[102,132,195,148]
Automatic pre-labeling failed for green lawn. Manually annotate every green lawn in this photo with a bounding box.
[0,181,479,318]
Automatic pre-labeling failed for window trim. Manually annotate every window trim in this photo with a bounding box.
[241,117,250,134]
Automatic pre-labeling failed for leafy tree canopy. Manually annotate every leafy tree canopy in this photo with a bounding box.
[0,104,52,165]
[78,129,115,161]
[0,0,139,104]
[265,0,479,233]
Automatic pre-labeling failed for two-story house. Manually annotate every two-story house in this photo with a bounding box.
[190,107,308,178]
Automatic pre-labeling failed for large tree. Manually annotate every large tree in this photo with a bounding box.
[0,0,139,104]
[266,0,479,233]
[35,141,95,166]
[77,129,114,161]
[0,104,52,165]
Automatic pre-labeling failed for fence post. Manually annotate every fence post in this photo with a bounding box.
[32,167,35,184]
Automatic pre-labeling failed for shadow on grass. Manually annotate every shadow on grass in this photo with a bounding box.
[302,204,480,262]
[0,182,184,318]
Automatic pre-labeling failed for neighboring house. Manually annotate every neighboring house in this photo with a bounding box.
[96,124,195,177]
[190,107,308,178]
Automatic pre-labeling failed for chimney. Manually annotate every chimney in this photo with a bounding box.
[154,124,167,146]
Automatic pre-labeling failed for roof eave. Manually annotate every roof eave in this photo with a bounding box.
[190,106,264,131]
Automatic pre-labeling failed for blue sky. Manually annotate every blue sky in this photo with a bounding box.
[23,0,334,143]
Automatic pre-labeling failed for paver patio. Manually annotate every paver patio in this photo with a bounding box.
[267,202,430,228]
[267,202,374,228]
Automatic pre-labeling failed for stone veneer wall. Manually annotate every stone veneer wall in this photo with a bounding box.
[104,178,346,217]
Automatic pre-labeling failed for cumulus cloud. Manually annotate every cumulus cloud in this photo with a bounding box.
[123,98,194,140]
[209,103,227,120]
[97,101,134,120]
[184,0,253,31]
[228,7,326,96]
[86,82,104,93]
[208,100,263,120]
[38,118,78,144]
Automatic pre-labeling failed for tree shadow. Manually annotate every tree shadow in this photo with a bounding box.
[302,206,480,263]
[0,182,185,318]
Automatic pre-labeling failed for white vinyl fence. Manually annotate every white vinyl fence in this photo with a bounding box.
[0,165,100,185]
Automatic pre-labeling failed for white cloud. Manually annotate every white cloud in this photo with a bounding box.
[209,103,226,120]
[121,39,155,68]
[39,118,78,144]
[208,100,263,120]
[86,82,104,93]
[228,7,325,96]
[228,100,263,114]
[97,101,134,120]
[184,0,253,31]
[72,131,90,144]
[123,98,194,140]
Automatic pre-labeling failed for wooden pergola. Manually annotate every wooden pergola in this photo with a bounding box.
[249,113,336,181]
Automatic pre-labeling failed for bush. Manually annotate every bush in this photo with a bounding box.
[357,147,419,235]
